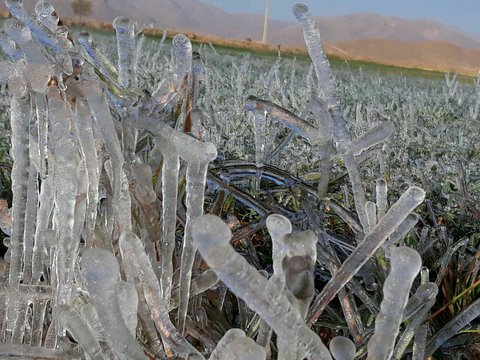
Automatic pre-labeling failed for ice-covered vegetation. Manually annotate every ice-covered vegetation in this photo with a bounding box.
[0,0,478,359]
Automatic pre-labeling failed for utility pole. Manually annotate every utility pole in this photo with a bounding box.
[262,0,270,43]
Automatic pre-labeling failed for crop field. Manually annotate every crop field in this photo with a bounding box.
[0,2,479,360]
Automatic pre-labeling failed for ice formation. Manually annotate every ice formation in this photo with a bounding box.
[0,0,475,359]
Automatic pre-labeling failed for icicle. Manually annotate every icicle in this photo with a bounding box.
[329,336,356,360]
[7,73,31,287]
[176,141,217,334]
[31,163,54,284]
[158,143,180,305]
[49,96,78,306]
[74,98,99,247]
[112,17,136,88]
[245,95,322,144]
[82,81,123,203]
[80,248,145,360]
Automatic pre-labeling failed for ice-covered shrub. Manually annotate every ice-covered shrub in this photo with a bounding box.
[0,1,478,359]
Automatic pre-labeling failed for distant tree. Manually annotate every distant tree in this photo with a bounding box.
[72,0,92,17]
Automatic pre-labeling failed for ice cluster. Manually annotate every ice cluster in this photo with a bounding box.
[0,1,478,359]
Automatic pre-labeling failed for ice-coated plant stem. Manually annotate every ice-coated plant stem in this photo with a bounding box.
[57,305,107,360]
[367,247,422,360]
[7,74,31,286]
[31,161,54,284]
[81,248,145,360]
[177,156,216,334]
[75,98,100,247]
[193,214,332,360]
[267,214,317,359]
[245,95,322,145]
[77,30,119,84]
[392,283,438,360]
[119,231,204,359]
[49,96,78,307]
[159,143,180,304]
[172,34,192,129]
[412,324,428,360]
[293,3,392,231]
[425,296,480,357]
[35,93,48,180]
[20,163,38,284]
[307,186,425,326]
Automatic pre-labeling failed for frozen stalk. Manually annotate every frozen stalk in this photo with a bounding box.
[82,81,124,208]
[158,142,180,305]
[113,17,136,88]
[172,34,192,87]
[266,214,317,359]
[7,73,31,286]
[393,283,438,360]
[250,107,267,168]
[80,248,145,360]
[293,3,396,231]
[176,137,217,334]
[425,296,480,357]
[49,96,78,306]
[307,186,425,325]
[119,231,203,359]
[57,305,107,360]
[193,214,332,360]
[367,247,422,360]
[172,34,192,128]
[75,98,100,247]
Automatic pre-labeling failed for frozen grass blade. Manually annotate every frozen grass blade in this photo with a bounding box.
[307,186,425,326]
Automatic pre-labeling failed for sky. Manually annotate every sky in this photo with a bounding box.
[201,0,480,36]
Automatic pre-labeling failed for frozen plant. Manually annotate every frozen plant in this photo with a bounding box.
[0,0,477,359]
